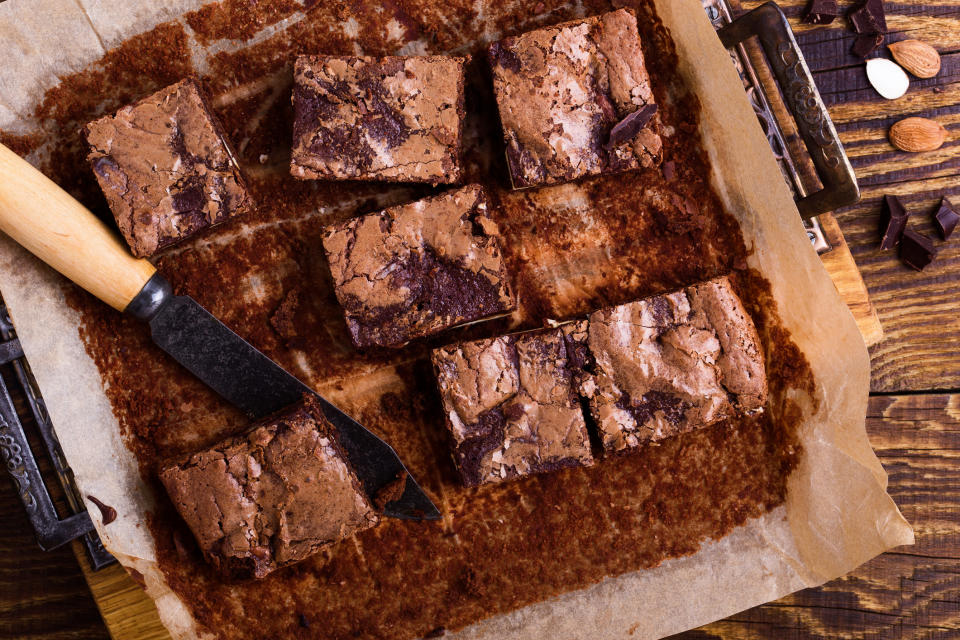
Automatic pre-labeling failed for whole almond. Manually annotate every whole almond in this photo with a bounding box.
[889,117,948,152]
[888,40,941,79]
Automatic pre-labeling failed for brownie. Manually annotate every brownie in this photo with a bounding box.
[291,55,466,184]
[322,185,515,348]
[488,8,663,189]
[159,396,378,579]
[568,276,767,452]
[84,78,253,258]
[432,327,594,487]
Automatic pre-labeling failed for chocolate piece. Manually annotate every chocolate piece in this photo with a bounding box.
[803,0,839,24]
[84,78,253,258]
[290,55,466,184]
[848,0,887,34]
[86,495,117,525]
[852,33,885,58]
[935,196,958,239]
[322,185,514,348]
[432,327,594,487]
[159,396,378,579]
[662,160,676,181]
[879,194,909,250]
[605,104,658,150]
[488,8,663,188]
[571,276,767,452]
[899,227,936,271]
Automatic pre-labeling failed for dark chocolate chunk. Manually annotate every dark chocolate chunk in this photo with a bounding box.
[899,227,936,271]
[86,495,117,525]
[803,0,839,24]
[848,0,887,34]
[935,197,958,239]
[605,104,658,150]
[852,33,884,59]
[879,194,909,250]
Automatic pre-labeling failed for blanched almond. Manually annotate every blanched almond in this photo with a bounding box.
[889,117,948,152]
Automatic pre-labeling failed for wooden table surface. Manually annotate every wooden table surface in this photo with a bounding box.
[1,1,958,638]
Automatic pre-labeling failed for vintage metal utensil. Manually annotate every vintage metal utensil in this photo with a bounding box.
[0,142,439,522]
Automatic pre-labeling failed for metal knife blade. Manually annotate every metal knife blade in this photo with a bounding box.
[130,275,439,521]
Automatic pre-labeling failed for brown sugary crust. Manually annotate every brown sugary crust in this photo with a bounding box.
[322,184,515,348]
[159,396,378,580]
[570,276,767,452]
[84,77,253,258]
[290,55,467,184]
[432,327,594,487]
[488,8,663,189]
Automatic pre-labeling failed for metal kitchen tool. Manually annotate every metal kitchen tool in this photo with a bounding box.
[0,143,440,526]
[0,0,857,566]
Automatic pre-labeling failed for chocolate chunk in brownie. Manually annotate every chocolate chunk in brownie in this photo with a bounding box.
[487,8,663,189]
[159,396,378,580]
[570,276,767,452]
[84,78,253,258]
[291,55,466,184]
[322,185,514,348]
[432,327,594,487]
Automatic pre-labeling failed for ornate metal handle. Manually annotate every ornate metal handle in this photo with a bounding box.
[718,2,860,219]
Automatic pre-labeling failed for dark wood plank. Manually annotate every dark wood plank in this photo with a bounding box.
[0,369,109,640]
[679,394,960,639]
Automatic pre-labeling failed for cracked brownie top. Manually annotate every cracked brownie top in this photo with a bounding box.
[321,184,515,348]
[159,396,378,580]
[488,8,662,188]
[569,276,767,452]
[84,78,252,258]
[291,55,466,184]
[432,326,594,487]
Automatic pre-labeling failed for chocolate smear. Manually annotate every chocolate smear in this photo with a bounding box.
[605,104,657,150]
[935,196,958,240]
[899,227,936,271]
[879,194,909,250]
[86,495,117,524]
[803,0,839,24]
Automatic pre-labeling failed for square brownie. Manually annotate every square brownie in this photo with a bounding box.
[569,276,767,452]
[432,327,594,487]
[291,55,466,184]
[322,184,515,348]
[159,396,378,579]
[488,8,663,189]
[84,78,252,258]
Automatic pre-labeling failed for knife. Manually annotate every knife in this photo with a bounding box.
[0,142,439,521]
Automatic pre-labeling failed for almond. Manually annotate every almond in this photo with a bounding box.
[888,40,941,79]
[889,117,948,152]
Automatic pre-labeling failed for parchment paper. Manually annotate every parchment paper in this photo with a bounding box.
[0,0,913,638]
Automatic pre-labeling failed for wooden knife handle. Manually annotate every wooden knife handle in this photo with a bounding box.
[0,143,156,311]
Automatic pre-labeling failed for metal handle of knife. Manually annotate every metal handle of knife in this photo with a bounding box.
[0,143,156,311]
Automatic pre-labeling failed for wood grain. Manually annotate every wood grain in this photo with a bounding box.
[680,394,960,639]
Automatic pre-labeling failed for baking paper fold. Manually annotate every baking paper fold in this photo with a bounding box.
[0,0,912,638]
